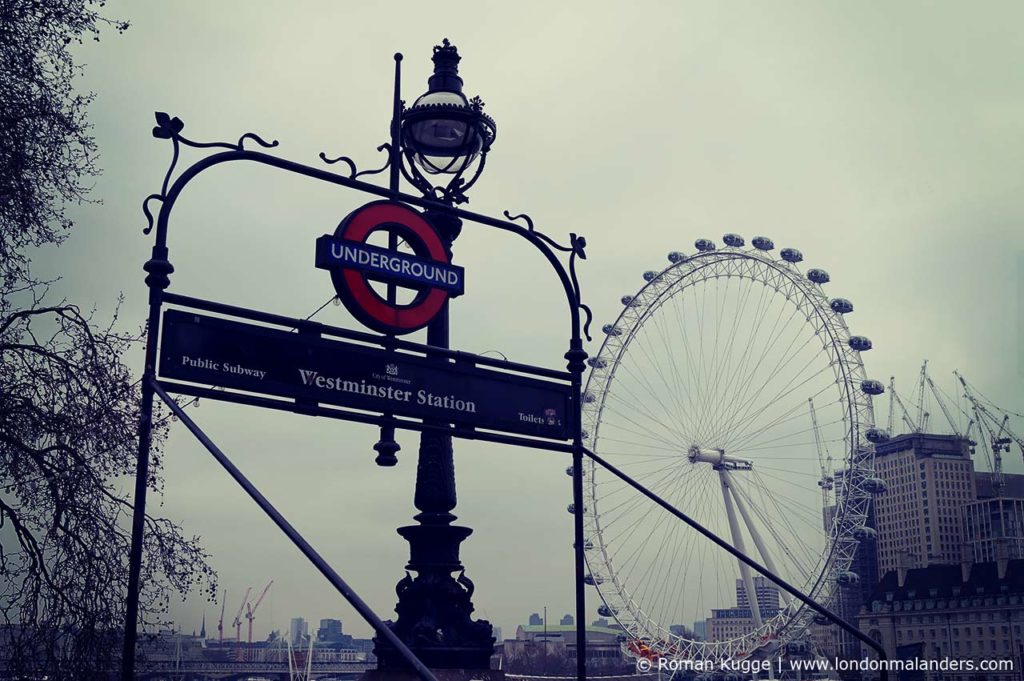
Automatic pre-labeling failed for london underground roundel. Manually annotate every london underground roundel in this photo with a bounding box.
[315,201,464,335]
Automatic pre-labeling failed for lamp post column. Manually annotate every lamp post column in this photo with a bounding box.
[373,209,495,673]
[372,39,498,676]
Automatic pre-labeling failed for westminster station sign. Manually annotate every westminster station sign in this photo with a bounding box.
[158,310,571,440]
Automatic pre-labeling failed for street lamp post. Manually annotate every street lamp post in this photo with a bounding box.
[371,39,500,675]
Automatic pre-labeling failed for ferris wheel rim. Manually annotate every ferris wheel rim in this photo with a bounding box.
[580,244,877,660]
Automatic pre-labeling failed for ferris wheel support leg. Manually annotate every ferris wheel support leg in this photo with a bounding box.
[725,471,793,607]
[719,470,764,630]
[723,472,779,680]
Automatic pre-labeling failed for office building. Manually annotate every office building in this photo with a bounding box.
[873,434,975,573]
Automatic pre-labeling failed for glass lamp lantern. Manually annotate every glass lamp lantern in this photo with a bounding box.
[401,39,496,181]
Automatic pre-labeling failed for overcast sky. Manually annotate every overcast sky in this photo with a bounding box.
[38,1,1024,641]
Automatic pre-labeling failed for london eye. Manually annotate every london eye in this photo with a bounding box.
[579,234,888,662]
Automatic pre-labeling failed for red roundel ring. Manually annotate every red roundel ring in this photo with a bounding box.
[330,201,450,335]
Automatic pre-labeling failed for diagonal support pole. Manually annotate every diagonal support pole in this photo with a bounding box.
[151,381,437,681]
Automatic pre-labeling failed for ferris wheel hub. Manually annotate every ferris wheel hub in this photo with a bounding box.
[687,445,753,470]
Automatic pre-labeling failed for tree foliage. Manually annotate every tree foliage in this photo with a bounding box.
[0,2,215,678]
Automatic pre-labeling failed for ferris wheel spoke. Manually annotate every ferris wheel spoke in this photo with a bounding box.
[620,470,694,609]
[723,353,835,451]
[721,368,834,450]
[736,474,820,577]
[600,470,699,546]
[733,417,844,455]
[624,317,701,438]
[706,275,770,435]
[628,470,718,622]
[718,317,819,436]
[727,388,840,455]
[610,346,698,441]
[654,304,714,438]
[599,472,709,546]
[603,470,708,556]
[675,473,719,623]
[593,439,686,456]
[664,282,718,427]
[593,459,695,516]
[598,404,687,452]
[747,470,830,547]
[598,375,691,442]
[710,302,807,442]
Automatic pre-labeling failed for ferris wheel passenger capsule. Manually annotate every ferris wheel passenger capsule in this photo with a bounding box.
[853,526,878,541]
[780,248,803,263]
[694,238,716,252]
[849,336,873,352]
[864,478,888,494]
[752,236,774,250]
[667,251,686,263]
[642,270,659,282]
[602,324,621,336]
[587,357,607,369]
[836,571,860,587]
[723,233,745,247]
[583,574,605,586]
[861,379,885,396]
[830,298,854,314]
[567,503,587,514]
[866,427,890,443]
[583,391,596,403]
[621,295,641,307]
[597,604,617,617]
[807,269,830,284]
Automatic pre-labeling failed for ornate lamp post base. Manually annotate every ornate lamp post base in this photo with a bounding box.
[372,521,496,671]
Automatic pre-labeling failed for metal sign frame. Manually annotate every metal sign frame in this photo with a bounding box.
[122,55,593,681]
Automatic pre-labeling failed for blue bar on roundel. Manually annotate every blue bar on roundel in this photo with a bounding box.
[315,235,464,296]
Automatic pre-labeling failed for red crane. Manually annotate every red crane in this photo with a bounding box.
[216,590,227,646]
[245,580,274,645]
[231,586,251,661]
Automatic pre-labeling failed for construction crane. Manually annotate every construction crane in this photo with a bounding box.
[246,580,274,645]
[915,360,930,432]
[956,371,1024,499]
[232,586,252,661]
[888,377,918,435]
[216,590,227,646]
[925,373,961,435]
[809,398,834,513]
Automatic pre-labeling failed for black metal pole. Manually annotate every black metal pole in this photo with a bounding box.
[582,446,890,681]
[120,245,174,681]
[567,340,588,681]
[150,381,438,681]
[374,52,404,467]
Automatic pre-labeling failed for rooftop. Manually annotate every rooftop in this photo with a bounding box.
[869,559,1024,603]
[875,433,973,459]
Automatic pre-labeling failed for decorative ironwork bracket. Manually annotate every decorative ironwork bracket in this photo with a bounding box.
[141,112,591,343]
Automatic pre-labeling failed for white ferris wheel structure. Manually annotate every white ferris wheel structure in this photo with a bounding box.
[579,233,891,663]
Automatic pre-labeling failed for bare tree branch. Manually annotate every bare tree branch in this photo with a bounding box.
[1,3,215,679]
